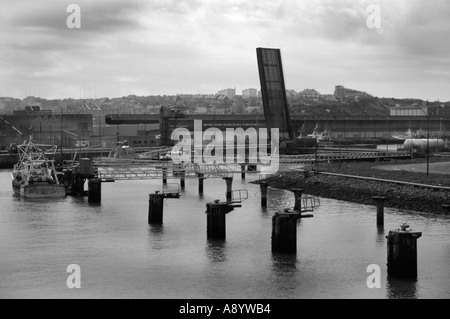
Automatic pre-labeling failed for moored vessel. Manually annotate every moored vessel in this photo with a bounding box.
[11,142,66,198]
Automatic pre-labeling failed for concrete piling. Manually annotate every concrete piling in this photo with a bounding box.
[260,182,268,207]
[71,174,85,196]
[372,196,386,227]
[387,224,422,279]
[291,188,304,212]
[271,212,300,254]
[223,177,233,203]
[180,170,185,189]
[206,200,235,240]
[240,164,246,179]
[148,192,165,224]
[88,178,102,203]
[197,173,204,194]
[162,167,167,185]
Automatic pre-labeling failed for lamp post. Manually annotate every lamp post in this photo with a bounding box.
[345,117,349,151]
[99,108,102,153]
[386,117,390,151]
[116,108,119,144]
[426,113,429,175]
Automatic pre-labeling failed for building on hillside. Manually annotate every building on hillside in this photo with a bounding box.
[334,85,370,100]
[217,88,236,99]
[242,88,258,98]
[390,105,431,116]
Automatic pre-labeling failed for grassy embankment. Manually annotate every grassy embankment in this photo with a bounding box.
[255,157,450,215]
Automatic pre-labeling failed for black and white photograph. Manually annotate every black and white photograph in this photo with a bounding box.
[0,0,449,304]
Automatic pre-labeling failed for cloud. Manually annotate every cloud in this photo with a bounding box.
[0,0,449,100]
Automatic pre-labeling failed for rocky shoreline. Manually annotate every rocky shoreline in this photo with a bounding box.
[254,171,450,215]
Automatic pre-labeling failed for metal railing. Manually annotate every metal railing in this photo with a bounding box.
[300,195,320,213]
[230,189,249,203]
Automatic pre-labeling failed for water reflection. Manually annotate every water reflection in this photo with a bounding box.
[148,224,165,251]
[271,253,299,275]
[376,227,385,247]
[205,240,227,263]
[88,201,102,207]
[386,276,418,299]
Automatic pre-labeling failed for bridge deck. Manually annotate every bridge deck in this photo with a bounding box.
[91,150,411,181]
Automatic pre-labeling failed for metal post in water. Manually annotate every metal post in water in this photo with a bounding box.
[260,182,268,207]
[197,173,204,194]
[223,177,233,203]
[372,196,386,227]
[180,170,185,189]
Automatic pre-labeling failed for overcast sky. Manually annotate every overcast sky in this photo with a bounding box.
[0,0,449,101]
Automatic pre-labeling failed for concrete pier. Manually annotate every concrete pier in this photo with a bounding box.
[223,177,233,203]
[88,179,102,203]
[148,192,165,224]
[206,200,236,240]
[162,167,167,185]
[291,188,304,212]
[387,224,422,279]
[372,196,386,227]
[71,174,85,196]
[197,173,204,194]
[271,212,300,254]
[240,164,246,179]
[180,170,185,189]
[260,182,268,207]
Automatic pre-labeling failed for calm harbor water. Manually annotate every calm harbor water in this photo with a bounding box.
[0,169,449,299]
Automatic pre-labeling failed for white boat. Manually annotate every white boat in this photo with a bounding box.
[11,142,66,198]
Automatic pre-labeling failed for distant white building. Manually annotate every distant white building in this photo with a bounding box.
[242,88,258,98]
[218,88,236,99]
